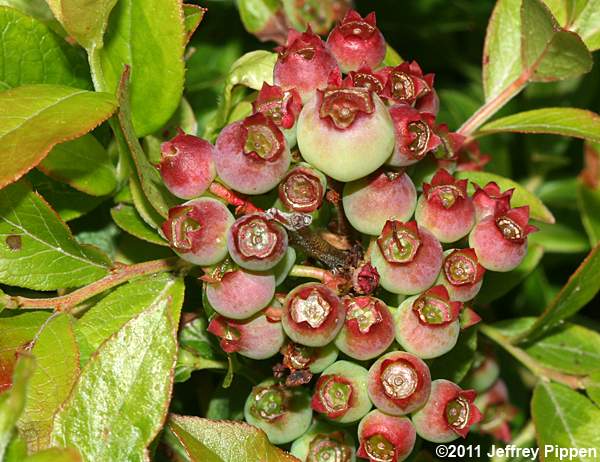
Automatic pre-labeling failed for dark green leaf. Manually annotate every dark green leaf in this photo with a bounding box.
[529,222,590,253]
[110,204,168,246]
[0,85,117,189]
[176,317,226,382]
[183,4,205,44]
[0,181,110,290]
[429,327,478,383]
[577,180,600,246]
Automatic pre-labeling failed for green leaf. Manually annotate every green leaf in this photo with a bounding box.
[111,204,168,246]
[39,135,117,196]
[51,277,184,461]
[529,222,590,253]
[24,448,82,462]
[516,244,600,343]
[483,0,522,101]
[429,327,478,383]
[570,0,600,51]
[175,318,226,382]
[478,108,600,144]
[18,314,79,452]
[0,181,110,290]
[237,0,279,34]
[585,371,600,406]
[456,170,555,223]
[183,4,205,44]
[96,0,185,136]
[0,85,117,189]
[382,44,403,67]
[0,0,54,24]
[76,273,184,365]
[532,382,600,462]
[0,355,34,460]
[0,7,90,90]
[128,177,165,229]
[167,414,299,462]
[521,0,592,82]
[577,180,600,246]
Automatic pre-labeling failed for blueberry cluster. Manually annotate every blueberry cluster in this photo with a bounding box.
[159,10,536,462]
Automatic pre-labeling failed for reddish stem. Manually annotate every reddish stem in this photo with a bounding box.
[209,182,262,214]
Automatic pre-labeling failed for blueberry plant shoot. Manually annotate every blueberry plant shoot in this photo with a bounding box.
[2,0,600,461]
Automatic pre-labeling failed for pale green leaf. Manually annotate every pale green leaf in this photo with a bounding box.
[529,222,590,253]
[570,0,600,51]
[532,382,600,462]
[382,44,403,67]
[0,181,110,290]
[0,7,90,90]
[0,85,117,188]
[110,204,168,246]
[183,4,205,44]
[24,447,82,462]
[52,280,184,461]
[0,0,54,23]
[585,371,600,406]
[168,414,299,462]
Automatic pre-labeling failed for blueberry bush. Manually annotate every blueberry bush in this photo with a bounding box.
[1,0,600,461]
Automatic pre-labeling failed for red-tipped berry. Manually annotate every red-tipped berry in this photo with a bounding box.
[381,61,433,107]
[472,181,514,222]
[436,248,485,302]
[253,83,303,130]
[357,410,416,462]
[388,105,441,167]
[278,163,327,213]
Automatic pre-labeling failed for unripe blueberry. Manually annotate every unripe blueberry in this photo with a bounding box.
[463,353,500,393]
[281,342,339,374]
[394,286,462,359]
[472,181,514,222]
[311,360,372,423]
[162,198,234,266]
[342,170,417,236]
[411,379,482,443]
[274,28,339,102]
[387,105,441,167]
[435,248,485,302]
[227,213,288,271]
[380,61,434,107]
[278,163,327,213]
[326,11,386,73]
[347,66,387,96]
[282,283,345,347]
[158,132,216,199]
[207,310,284,359]
[334,296,395,361]
[214,113,291,195]
[253,83,303,147]
[368,220,443,295]
[357,410,416,462]
[415,168,475,243]
[290,421,356,462]
[296,74,395,182]
[367,351,431,415]
[469,205,537,272]
[205,268,276,319]
[244,379,312,444]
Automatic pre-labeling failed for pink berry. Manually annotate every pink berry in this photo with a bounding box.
[227,213,288,271]
[214,113,291,195]
[162,198,234,265]
[334,296,395,360]
[380,61,434,107]
[347,65,387,96]
[367,351,431,415]
[297,72,395,182]
[394,286,462,359]
[252,83,302,130]
[368,220,443,295]
[412,379,483,443]
[278,163,327,213]
[343,170,417,236]
[205,268,276,319]
[326,10,386,73]
[281,283,345,347]
[273,28,339,102]
[415,168,475,243]
[158,132,216,199]
[387,105,441,167]
[469,205,537,272]
[357,410,416,462]
[435,248,485,302]
[472,181,514,222]
[207,310,284,360]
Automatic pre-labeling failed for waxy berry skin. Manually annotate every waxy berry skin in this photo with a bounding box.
[282,283,345,347]
[214,114,291,195]
[207,311,284,360]
[334,296,395,361]
[469,205,537,272]
[394,286,462,359]
[158,132,216,199]
[411,379,482,443]
[367,351,431,416]
[205,268,276,320]
[415,168,475,243]
[342,170,417,236]
[357,410,416,462]
[227,213,288,271]
[368,220,443,295]
[290,420,356,462]
[278,163,327,213]
[435,248,485,302]
[296,80,395,182]
[326,11,386,73]
[274,28,339,102]
[161,198,234,266]
[472,181,514,222]
[244,378,312,444]
[311,360,372,424]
